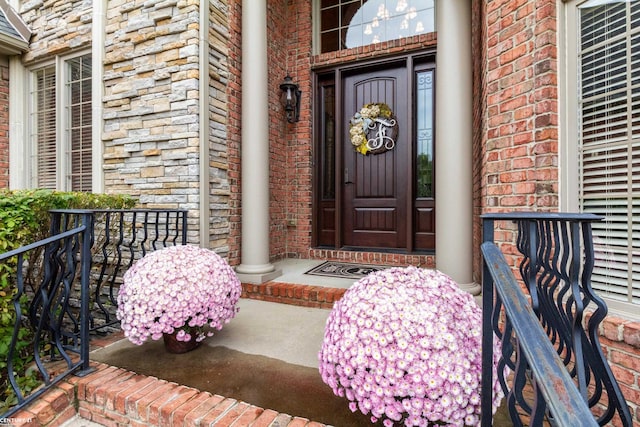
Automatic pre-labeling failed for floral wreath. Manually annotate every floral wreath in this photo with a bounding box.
[349,103,398,155]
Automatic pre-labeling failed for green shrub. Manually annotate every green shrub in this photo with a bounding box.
[0,189,137,413]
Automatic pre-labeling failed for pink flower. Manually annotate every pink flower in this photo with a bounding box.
[318,267,504,426]
[116,245,241,346]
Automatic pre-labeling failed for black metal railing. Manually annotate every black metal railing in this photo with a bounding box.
[49,209,188,334]
[0,212,93,418]
[481,213,632,426]
[1,208,188,418]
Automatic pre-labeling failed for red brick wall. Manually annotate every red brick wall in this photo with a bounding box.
[270,0,294,260]
[0,62,9,189]
[283,0,313,258]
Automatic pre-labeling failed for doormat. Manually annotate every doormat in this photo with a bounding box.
[305,261,389,279]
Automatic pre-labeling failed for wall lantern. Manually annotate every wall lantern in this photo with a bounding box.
[279,74,301,123]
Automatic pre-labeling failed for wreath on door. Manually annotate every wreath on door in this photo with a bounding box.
[349,103,398,155]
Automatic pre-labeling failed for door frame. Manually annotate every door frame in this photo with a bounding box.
[312,52,436,253]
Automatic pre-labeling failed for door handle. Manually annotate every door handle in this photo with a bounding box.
[344,167,353,184]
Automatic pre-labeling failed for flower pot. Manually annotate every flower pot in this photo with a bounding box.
[162,330,201,354]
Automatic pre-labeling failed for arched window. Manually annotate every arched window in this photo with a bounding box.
[318,0,435,53]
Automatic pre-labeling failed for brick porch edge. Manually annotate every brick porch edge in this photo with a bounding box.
[10,282,344,427]
[12,360,329,427]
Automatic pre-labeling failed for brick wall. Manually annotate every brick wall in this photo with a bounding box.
[0,60,8,189]
[268,0,290,261]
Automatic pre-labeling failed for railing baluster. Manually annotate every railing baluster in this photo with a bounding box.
[481,212,632,426]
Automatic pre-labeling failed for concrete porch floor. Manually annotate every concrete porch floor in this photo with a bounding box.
[56,259,509,427]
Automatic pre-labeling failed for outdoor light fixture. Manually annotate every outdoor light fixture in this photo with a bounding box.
[279,74,301,123]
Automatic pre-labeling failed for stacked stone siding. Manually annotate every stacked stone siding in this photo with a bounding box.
[17,0,231,250]
[208,0,231,253]
[102,0,203,244]
[226,0,242,265]
[103,1,234,253]
[20,0,92,64]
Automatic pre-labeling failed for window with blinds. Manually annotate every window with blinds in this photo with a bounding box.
[30,53,92,192]
[578,1,639,309]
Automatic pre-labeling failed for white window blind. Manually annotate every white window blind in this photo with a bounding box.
[33,66,57,189]
[578,1,640,308]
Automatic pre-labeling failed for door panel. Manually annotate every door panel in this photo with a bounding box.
[342,67,408,248]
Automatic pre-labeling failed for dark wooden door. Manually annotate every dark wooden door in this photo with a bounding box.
[342,67,408,249]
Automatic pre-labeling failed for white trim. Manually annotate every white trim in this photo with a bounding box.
[198,0,210,247]
[91,0,106,193]
[8,56,27,189]
[56,55,65,189]
[558,0,580,212]
[561,0,639,316]
[24,50,93,191]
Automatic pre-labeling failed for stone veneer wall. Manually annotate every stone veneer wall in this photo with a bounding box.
[0,59,8,189]
[101,0,222,248]
[19,0,232,250]
[207,0,231,253]
[20,0,92,63]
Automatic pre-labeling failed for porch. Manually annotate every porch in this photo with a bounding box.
[16,259,481,427]
[2,210,635,426]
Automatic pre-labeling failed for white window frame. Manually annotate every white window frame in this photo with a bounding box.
[27,51,93,191]
[560,0,639,317]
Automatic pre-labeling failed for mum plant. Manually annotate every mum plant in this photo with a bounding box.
[319,266,504,427]
[116,245,241,346]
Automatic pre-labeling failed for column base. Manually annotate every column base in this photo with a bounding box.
[235,265,282,284]
[458,281,481,296]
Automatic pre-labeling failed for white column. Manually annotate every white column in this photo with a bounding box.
[435,0,480,295]
[235,0,281,283]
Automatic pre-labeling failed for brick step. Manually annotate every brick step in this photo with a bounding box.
[241,281,347,309]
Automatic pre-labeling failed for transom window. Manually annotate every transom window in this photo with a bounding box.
[318,0,435,53]
[30,53,93,191]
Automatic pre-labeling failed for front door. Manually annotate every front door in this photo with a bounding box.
[342,66,408,249]
[314,57,435,252]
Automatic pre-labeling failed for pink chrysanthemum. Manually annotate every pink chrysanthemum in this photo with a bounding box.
[116,245,241,345]
[319,266,504,426]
